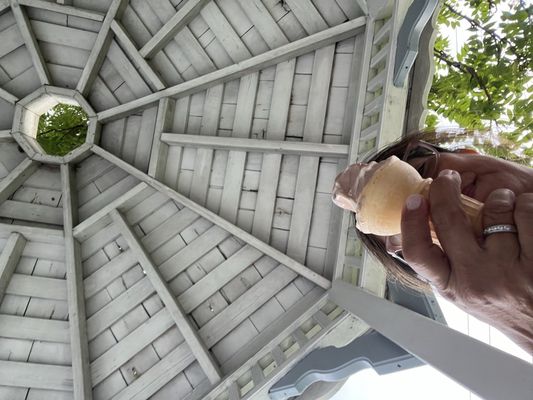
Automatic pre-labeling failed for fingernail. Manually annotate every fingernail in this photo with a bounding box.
[406,194,422,210]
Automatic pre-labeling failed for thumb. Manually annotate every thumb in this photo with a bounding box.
[401,194,451,291]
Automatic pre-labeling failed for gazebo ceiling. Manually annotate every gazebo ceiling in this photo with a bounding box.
[0,1,399,399]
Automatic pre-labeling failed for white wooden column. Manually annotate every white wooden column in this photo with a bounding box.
[61,164,93,400]
[330,280,533,400]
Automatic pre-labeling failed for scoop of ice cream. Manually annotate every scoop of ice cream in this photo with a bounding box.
[332,156,432,235]
[332,161,382,213]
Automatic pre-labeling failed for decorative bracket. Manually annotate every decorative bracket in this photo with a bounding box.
[393,0,439,87]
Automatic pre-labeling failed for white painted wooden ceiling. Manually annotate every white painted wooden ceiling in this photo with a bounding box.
[0,0,398,399]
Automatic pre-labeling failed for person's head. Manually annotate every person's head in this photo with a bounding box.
[345,130,533,291]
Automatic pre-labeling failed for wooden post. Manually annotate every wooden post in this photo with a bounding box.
[61,164,93,400]
[330,280,533,400]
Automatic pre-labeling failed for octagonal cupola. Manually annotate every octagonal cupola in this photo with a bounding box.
[11,86,98,164]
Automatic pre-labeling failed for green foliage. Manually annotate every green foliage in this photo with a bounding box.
[37,103,88,156]
[427,0,532,162]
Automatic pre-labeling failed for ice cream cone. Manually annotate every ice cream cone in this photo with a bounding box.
[333,156,483,236]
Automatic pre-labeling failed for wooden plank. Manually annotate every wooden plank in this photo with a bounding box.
[158,225,230,282]
[106,40,151,98]
[0,360,72,391]
[92,146,331,290]
[252,60,295,243]
[111,342,195,400]
[218,73,258,223]
[177,245,263,313]
[6,273,66,300]
[285,0,328,34]
[110,20,165,91]
[0,158,38,204]
[0,200,63,225]
[162,133,349,157]
[18,0,104,20]
[189,84,223,206]
[61,164,92,400]
[0,314,69,343]
[237,0,288,48]
[90,308,174,386]
[86,277,155,340]
[10,0,51,85]
[148,98,174,180]
[84,250,136,298]
[77,0,128,96]
[97,17,367,121]
[140,0,210,59]
[287,45,335,263]
[199,265,296,348]
[111,209,222,384]
[0,232,26,303]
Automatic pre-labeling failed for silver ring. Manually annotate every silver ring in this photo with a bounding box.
[483,224,518,236]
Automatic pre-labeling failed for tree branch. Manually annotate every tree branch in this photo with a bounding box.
[444,2,523,61]
[433,48,493,103]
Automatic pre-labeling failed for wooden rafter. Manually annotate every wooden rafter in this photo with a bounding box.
[110,209,222,384]
[0,130,13,143]
[10,0,51,85]
[76,0,128,96]
[0,232,26,303]
[139,0,210,59]
[61,164,93,400]
[91,145,332,290]
[161,133,350,157]
[148,98,173,180]
[0,87,18,104]
[110,20,166,91]
[0,158,38,205]
[97,17,367,122]
[17,0,105,21]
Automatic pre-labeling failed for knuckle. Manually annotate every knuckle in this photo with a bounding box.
[516,193,533,215]
[484,189,515,214]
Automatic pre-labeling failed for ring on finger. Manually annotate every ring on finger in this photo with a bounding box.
[483,224,518,236]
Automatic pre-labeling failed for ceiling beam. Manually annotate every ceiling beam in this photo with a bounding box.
[139,0,210,59]
[10,0,51,85]
[97,16,367,122]
[0,232,26,304]
[61,164,93,400]
[110,20,165,91]
[17,0,105,21]
[0,87,18,104]
[92,145,332,290]
[161,133,350,157]
[76,0,128,96]
[0,130,13,143]
[0,158,38,205]
[110,209,222,384]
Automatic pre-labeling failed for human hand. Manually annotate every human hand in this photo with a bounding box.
[400,169,533,354]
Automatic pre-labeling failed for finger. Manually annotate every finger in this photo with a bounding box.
[401,194,451,291]
[429,170,479,259]
[482,189,519,255]
[515,193,533,260]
